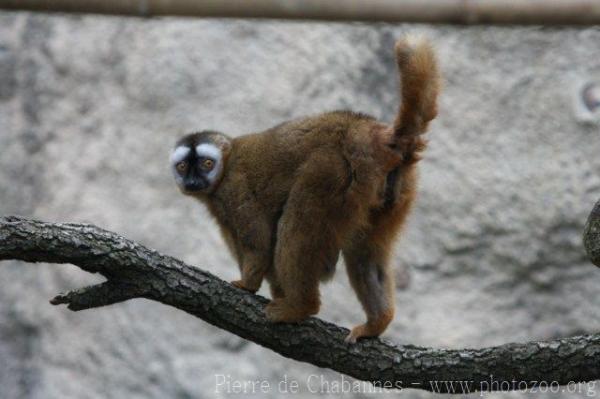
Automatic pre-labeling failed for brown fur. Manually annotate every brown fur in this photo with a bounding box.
[178,37,440,342]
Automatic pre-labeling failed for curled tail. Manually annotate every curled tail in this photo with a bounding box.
[392,36,441,164]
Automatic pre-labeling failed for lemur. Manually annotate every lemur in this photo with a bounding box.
[170,37,440,342]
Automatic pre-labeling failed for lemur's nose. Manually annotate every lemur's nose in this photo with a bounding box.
[184,179,207,192]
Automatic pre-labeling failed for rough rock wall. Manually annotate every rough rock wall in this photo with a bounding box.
[0,12,599,399]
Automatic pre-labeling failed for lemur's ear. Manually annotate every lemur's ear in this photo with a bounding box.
[213,133,232,153]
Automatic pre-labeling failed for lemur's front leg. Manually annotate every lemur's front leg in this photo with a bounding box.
[231,249,271,293]
[229,208,273,293]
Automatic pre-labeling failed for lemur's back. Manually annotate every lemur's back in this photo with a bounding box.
[227,110,383,204]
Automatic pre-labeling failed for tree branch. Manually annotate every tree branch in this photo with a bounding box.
[584,199,600,267]
[1,0,600,25]
[1,215,600,393]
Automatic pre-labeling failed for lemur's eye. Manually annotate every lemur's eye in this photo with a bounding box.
[202,159,215,170]
[176,161,187,173]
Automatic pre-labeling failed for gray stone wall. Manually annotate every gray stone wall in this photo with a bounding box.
[0,11,599,398]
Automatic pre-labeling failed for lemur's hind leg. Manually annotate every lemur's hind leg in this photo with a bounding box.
[342,234,395,343]
[341,161,418,343]
[265,269,285,299]
[265,152,348,323]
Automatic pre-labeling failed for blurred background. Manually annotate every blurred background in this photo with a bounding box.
[0,8,600,399]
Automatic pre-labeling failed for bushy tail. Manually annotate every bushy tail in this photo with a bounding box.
[392,36,441,163]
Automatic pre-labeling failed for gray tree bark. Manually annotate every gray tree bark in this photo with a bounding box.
[1,215,600,394]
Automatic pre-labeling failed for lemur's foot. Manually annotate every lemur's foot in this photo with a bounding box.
[265,299,318,323]
[344,311,394,344]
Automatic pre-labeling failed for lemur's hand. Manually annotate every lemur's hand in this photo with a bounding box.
[231,279,259,294]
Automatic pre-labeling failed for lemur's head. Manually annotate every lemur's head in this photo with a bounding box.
[170,131,232,195]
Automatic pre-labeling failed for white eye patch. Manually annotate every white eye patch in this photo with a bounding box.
[196,143,221,161]
[170,146,191,165]
[170,146,191,185]
[196,143,222,181]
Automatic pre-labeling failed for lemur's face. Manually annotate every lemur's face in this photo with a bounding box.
[170,131,230,194]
